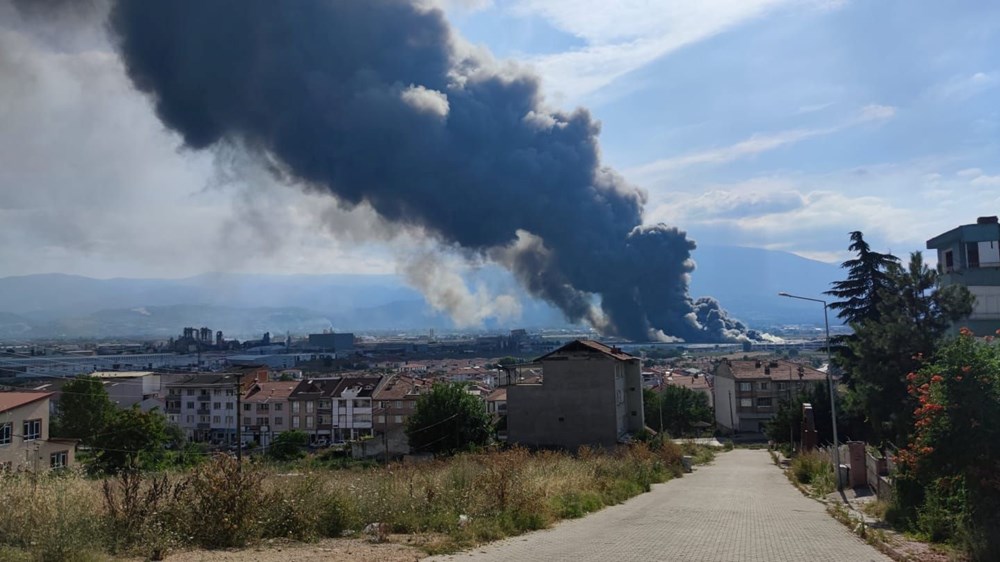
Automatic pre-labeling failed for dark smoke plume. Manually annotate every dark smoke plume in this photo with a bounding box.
[103,0,751,342]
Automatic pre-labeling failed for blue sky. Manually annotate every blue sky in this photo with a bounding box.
[0,0,998,283]
[446,0,1000,262]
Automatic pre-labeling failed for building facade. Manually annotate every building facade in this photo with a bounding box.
[242,381,297,447]
[506,340,645,449]
[371,374,427,457]
[927,216,1000,335]
[288,376,380,444]
[712,359,827,434]
[0,392,77,472]
[164,367,268,443]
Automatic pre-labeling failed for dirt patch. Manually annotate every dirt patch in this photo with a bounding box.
[126,537,429,562]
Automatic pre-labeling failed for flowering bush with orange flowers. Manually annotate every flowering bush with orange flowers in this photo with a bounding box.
[890,329,1000,560]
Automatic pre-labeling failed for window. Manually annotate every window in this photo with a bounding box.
[0,422,11,445]
[376,415,385,424]
[353,399,369,408]
[186,415,194,423]
[777,382,788,391]
[200,389,209,396]
[292,402,300,414]
[50,451,68,469]
[226,402,234,410]
[306,415,314,428]
[274,403,283,411]
[395,400,403,408]
[318,400,330,409]
[739,398,752,408]
[967,241,981,268]
[257,403,269,412]
[23,419,41,441]
[225,415,233,424]
[306,402,314,413]
[394,415,403,424]
[214,389,221,395]
[243,417,251,426]
[738,382,752,392]
[758,382,769,391]
[187,389,195,396]
[243,403,252,411]
[274,417,283,426]
[213,402,221,409]
[168,415,178,423]
[198,415,210,423]
[292,417,300,429]
[186,402,194,409]
[256,417,268,426]
[213,416,221,423]
[225,389,234,396]
[757,397,773,408]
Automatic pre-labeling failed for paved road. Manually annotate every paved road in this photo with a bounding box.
[429,449,889,562]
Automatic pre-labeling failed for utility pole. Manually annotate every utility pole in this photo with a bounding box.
[234,372,244,468]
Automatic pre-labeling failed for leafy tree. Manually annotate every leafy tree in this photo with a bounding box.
[89,407,172,474]
[267,430,309,461]
[406,382,492,456]
[842,253,972,443]
[51,376,116,445]
[824,231,899,324]
[644,386,712,437]
[891,331,1000,559]
[765,381,845,446]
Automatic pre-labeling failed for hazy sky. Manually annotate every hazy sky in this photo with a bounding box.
[1,0,998,279]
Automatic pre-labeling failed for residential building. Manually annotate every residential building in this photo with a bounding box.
[242,381,297,447]
[371,374,427,457]
[164,367,268,443]
[0,392,77,472]
[506,340,645,449]
[712,359,827,434]
[288,376,380,444]
[661,369,713,408]
[90,371,162,411]
[926,215,1000,335]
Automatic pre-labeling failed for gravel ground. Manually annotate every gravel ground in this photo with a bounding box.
[130,538,428,562]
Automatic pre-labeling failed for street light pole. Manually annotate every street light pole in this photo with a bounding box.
[778,292,842,491]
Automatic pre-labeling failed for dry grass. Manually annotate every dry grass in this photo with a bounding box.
[0,443,686,559]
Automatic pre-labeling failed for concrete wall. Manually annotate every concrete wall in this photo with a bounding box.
[713,371,737,431]
[508,355,640,449]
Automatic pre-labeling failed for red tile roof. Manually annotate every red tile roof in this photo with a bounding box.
[0,391,52,413]
[538,339,636,362]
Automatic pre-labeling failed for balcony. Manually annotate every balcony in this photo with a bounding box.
[197,395,211,402]
[196,409,210,416]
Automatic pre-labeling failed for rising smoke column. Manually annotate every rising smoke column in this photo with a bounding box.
[105,0,749,342]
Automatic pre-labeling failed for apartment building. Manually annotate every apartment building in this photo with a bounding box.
[712,359,827,434]
[288,376,381,444]
[927,215,1000,335]
[372,374,427,457]
[242,381,297,447]
[164,367,267,443]
[0,392,77,472]
[506,340,645,449]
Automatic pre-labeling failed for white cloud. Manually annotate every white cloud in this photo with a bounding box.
[625,104,895,184]
[957,167,983,177]
[510,0,800,104]
[927,71,999,101]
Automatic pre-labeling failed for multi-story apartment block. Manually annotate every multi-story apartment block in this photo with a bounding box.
[288,376,381,444]
[506,340,645,449]
[242,381,296,447]
[712,359,827,434]
[0,392,77,472]
[372,374,427,457]
[927,215,1000,335]
[164,367,267,443]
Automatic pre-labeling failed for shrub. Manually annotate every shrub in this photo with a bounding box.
[176,455,265,549]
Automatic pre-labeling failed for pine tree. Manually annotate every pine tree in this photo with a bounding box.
[824,231,900,324]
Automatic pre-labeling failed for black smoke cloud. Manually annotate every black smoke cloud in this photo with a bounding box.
[102,0,751,342]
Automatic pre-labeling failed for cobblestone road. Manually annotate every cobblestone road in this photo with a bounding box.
[429,449,890,562]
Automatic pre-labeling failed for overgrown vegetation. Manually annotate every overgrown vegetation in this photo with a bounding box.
[643,385,713,437]
[787,449,836,497]
[0,441,698,559]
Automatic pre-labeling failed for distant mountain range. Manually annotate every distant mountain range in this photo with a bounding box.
[0,245,843,340]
